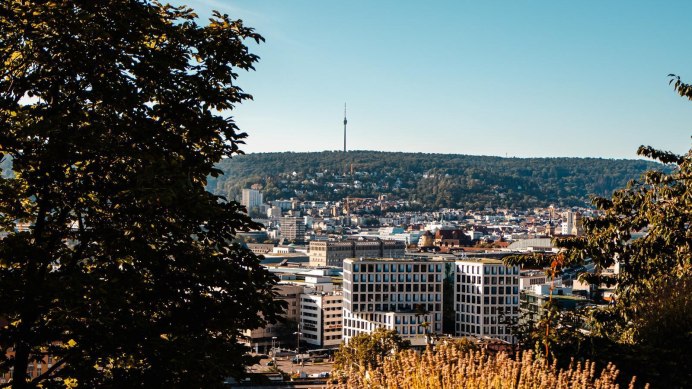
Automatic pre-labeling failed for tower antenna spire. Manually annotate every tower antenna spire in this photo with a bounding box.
[343,103,347,153]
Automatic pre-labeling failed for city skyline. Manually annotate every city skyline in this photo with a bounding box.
[180,0,692,159]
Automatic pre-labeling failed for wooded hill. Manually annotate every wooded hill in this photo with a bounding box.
[208,151,662,210]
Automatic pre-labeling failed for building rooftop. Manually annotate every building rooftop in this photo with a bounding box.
[462,258,505,265]
[343,257,508,265]
[344,257,450,263]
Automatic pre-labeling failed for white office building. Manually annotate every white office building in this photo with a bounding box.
[453,259,520,343]
[342,257,520,345]
[342,258,444,342]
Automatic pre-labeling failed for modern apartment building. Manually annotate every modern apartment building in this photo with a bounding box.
[342,257,520,344]
[309,239,406,267]
[453,259,520,343]
[300,291,343,348]
[241,188,264,210]
[342,258,444,342]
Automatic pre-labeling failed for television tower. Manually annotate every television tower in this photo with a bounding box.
[343,103,347,153]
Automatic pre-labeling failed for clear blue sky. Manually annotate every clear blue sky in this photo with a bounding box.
[177,0,692,159]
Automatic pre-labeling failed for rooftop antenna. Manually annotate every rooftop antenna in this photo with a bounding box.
[343,103,347,153]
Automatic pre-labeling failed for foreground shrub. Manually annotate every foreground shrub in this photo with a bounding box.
[331,343,644,388]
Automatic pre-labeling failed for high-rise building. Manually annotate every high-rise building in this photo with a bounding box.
[453,259,519,343]
[241,188,263,211]
[279,216,306,242]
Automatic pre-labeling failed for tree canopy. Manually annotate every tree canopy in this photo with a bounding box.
[0,1,280,387]
[506,76,692,387]
[333,328,410,372]
[556,137,692,386]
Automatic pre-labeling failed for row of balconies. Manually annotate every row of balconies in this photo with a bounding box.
[351,283,441,293]
[350,273,442,283]
[348,302,442,313]
[351,293,442,303]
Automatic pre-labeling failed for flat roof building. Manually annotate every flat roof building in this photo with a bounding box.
[300,291,343,348]
[309,240,405,267]
[342,257,520,345]
[280,216,306,242]
[342,258,445,343]
[241,188,263,210]
[453,259,520,344]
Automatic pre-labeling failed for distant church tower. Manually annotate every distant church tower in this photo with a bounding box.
[343,103,347,152]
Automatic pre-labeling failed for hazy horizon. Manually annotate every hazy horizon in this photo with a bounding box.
[233,148,661,161]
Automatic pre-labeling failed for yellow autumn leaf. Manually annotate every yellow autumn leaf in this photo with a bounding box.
[63,377,78,388]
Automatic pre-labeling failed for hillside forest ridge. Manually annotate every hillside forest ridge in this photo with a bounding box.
[209,151,661,210]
